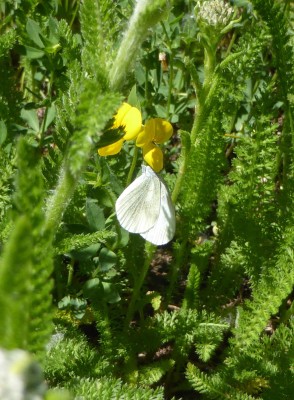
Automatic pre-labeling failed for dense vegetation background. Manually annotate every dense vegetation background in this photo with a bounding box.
[0,0,293,399]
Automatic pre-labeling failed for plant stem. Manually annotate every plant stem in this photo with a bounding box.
[165,238,188,306]
[44,166,76,234]
[109,0,168,90]
[160,21,174,118]
[40,69,54,149]
[172,65,218,202]
[190,43,217,144]
[67,260,74,287]
[125,242,156,329]
[184,58,202,96]
[126,146,139,186]
[171,130,189,203]
[166,51,174,118]
[173,43,219,205]
[69,0,81,28]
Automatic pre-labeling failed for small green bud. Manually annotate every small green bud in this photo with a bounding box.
[45,43,61,54]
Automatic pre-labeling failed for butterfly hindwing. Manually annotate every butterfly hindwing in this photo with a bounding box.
[140,177,176,245]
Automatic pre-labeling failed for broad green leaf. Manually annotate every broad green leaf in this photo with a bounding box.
[83,278,105,309]
[102,282,121,303]
[99,247,117,271]
[117,226,129,248]
[48,16,59,43]
[20,109,39,132]
[86,198,105,231]
[83,278,101,300]
[69,243,100,261]
[26,19,44,48]
[127,85,140,109]
[58,296,87,319]
[44,103,56,131]
[24,46,45,59]
[25,46,45,60]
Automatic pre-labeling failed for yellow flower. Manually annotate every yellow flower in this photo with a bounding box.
[136,118,173,172]
[98,104,173,173]
[98,103,142,156]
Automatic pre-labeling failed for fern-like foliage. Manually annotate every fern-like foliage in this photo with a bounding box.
[55,231,116,255]
[1,1,294,399]
[137,359,175,387]
[45,323,168,399]
[45,324,101,386]
[80,0,128,76]
[51,1,123,181]
[129,309,229,368]
[260,318,294,399]
[15,139,54,358]
[206,121,281,307]
[0,139,53,358]
[0,29,22,134]
[0,30,16,58]
[228,225,294,354]
[179,15,271,240]
[182,263,201,311]
[252,0,294,114]
[187,362,265,399]
[251,0,294,215]
[0,146,15,227]
[0,216,33,349]
[71,377,166,400]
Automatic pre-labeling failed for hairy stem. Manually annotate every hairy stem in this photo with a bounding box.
[44,166,76,234]
[109,0,169,90]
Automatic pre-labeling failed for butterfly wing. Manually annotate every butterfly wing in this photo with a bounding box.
[115,169,161,233]
[140,178,176,245]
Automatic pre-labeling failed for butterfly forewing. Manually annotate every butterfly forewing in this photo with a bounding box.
[115,169,161,233]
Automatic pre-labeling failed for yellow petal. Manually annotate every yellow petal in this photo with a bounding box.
[113,103,142,141]
[148,118,173,144]
[136,127,153,148]
[98,139,124,156]
[143,143,163,172]
[122,107,142,140]
[113,103,132,128]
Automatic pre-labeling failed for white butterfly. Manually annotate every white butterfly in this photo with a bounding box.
[115,165,176,245]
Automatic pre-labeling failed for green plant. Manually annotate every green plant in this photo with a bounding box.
[0,0,293,399]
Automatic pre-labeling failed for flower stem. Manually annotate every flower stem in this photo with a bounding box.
[126,145,139,186]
